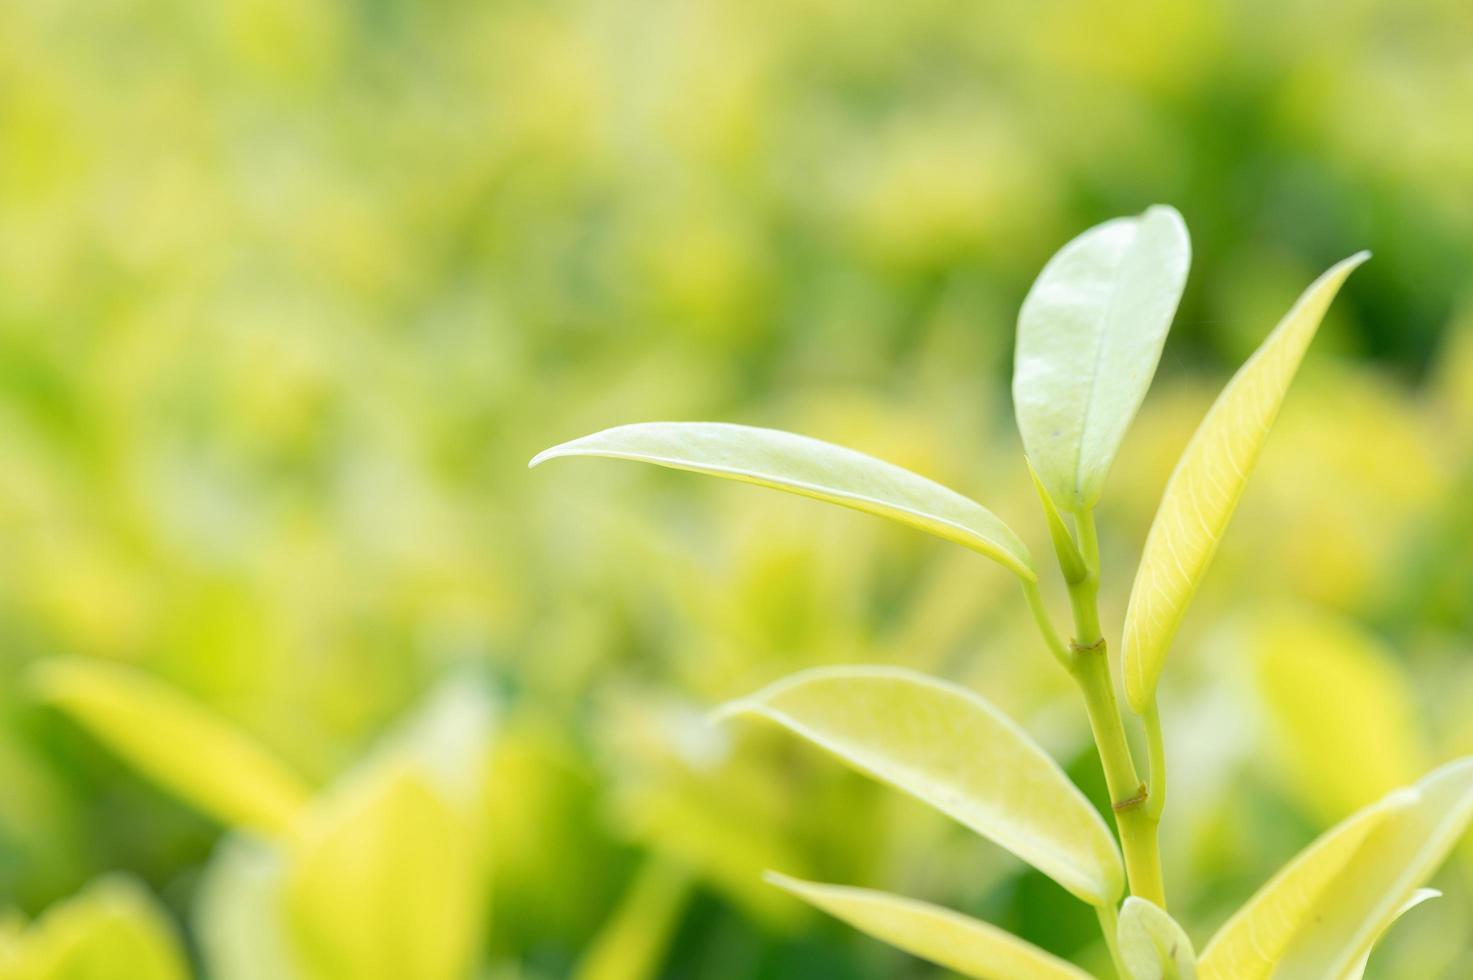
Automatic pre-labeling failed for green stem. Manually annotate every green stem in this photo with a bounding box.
[1095,899,1128,980]
[1065,509,1167,908]
[1022,578,1071,671]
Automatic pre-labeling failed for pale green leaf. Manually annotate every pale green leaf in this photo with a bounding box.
[765,872,1091,980]
[717,666,1122,905]
[1118,897,1197,980]
[1121,253,1369,712]
[1014,205,1190,512]
[283,762,485,980]
[1200,757,1473,979]
[32,658,311,837]
[0,876,190,980]
[196,836,303,980]
[1341,888,1439,980]
[530,422,1033,579]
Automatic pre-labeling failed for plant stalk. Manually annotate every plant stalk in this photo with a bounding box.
[1066,510,1166,908]
[1094,898,1128,980]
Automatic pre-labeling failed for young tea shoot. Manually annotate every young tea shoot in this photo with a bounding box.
[533,207,1473,978]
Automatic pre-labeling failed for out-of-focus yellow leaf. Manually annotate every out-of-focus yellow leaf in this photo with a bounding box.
[1200,757,1473,978]
[718,666,1122,905]
[0,876,190,980]
[1122,253,1369,713]
[283,762,484,980]
[1014,205,1190,512]
[31,658,310,837]
[530,422,1034,580]
[1342,888,1439,980]
[764,872,1091,980]
[1247,607,1428,824]
[1117,897,1196,980]
[574,859,691,980]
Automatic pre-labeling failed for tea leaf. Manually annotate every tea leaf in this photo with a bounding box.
[1121,253,1369,712]
[1199,757,1473,979]
[283,762,484,980]
[1117,897,1197,980]
[1341,888,1439,980]
[764,872,1092,980]
[1014,205,1190,512]
[32,658,311,837]
[718,666,1123,905]
[0,876,190,980]
[530,422,1033,580]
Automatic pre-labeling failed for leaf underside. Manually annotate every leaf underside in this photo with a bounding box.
[765,873,1092,980]
[1122,253,1369,712]
[719,666,1123,905]
[1199,756,1473,979]
[530,422,1034,579]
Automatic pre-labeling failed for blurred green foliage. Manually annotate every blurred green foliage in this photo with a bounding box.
[4,0,1473,977]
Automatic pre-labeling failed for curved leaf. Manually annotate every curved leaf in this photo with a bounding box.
[1014,205,1190,512]
[1200,757,1473,979]
[717,666,1122,905]
[1118,897,1197,980]
[530,422,1033,580]
[765,872,1091,980]
[1342,888,1439,980]
[1121,253,1369,712]
[32,658,311,837]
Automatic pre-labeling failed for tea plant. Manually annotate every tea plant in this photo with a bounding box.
[533,206,1473,978]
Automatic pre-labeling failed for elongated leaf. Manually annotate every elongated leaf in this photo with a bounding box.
[1118,897,1197,980]
[1121,253,1369,712]
[530,422,1033,579]
[1342,889,1439,980]
[1200,757,1473,979]
[1014,205,1190,512]
[717,666,1122,905]
[765,872,1091,980]
[32,658,311,837]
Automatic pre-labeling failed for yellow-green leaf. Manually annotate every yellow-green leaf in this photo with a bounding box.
[31,658,311,837]
[1118,897,1197,980]
[1121,253,1369,712]
[765,872,1091,980]
[718,666,1122,905]
[1247,607,1429,825]
[1199,757,1473,979]
[1342,888,1439,980]
[574,860,691,980]
[0,876,190,980]
[1015,205,1191,512]
[530,422,1033,579]
[283,762,485,980]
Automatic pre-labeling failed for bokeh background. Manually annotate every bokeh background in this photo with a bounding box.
[4,0,1473,977]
